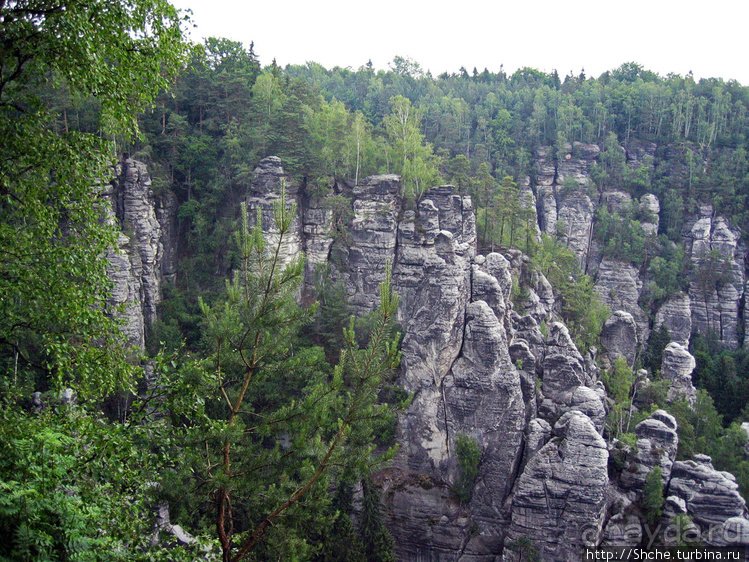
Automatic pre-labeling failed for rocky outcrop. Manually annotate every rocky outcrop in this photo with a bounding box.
[331,174,402,315]
[653,293,692,347]
[556,190,596,265]
[661,342,698,405]
[593,259,648,345]
[682,205,745,349]
[638,194,660,236]
[600,311,638,366]
[105,158,173,348]
[246,156,303,272]
[668,456,749,542]
[535,143,599,265]
[620,410,679,492]
[394,186,475,474]
[443,300,526,554]
[502,411,609,561]
[236,156,749,561]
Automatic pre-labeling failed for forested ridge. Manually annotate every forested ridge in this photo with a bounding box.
[5,0,749,556]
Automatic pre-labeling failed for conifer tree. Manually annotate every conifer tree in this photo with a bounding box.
[360,477,395,562]
[194,189,404,560]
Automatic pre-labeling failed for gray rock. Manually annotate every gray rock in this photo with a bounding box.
[653,292,692,347]
[708,517,749,547]
[379,468,475,560]
[569,386,607,434]
[601,190,633,214]
[556,189,596,266]
[594,258,648,345]
[444,300,526,526]
[601,512,642,547]
[246,156,304,281]
[620,410,679,492]
[503,411,608,561]
[301,180,337,303]
[556,142,600,187]
[668,458,748,538]
[540,322,587,411]
[522,418,552,469]
[683,205,744,349]
[537,185,558,235]
[661,342,697,405]
[638,194,660,236]
[105,159,168,349]
[600,310,638,366]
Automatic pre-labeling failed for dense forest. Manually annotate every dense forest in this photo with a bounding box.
[5,0,749,558]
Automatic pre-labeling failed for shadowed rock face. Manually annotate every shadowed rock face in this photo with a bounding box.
[594,259,649,345]
[654,292,692,347]
[661,342,698,405]
[246,156,303,273]
[600,310,638,366]
[620,410,679,493]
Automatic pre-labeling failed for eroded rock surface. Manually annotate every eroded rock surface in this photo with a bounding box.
[661,342,698,405]
[669,456,748,540]
[105,158,172,348]
[503,411,608,561]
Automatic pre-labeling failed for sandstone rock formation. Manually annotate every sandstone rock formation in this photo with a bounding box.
[620,410,679,492]
[661,342,698,405]
[682,205,745,349]
[502,411,609,561]
[653,292,692,347]
[105,158,174,348]
[668,455,749,542]
[231,156,749,560]
[600,310,638,366]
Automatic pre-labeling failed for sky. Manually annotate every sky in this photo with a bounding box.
[169,0,749,85]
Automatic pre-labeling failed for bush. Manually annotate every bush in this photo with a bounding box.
[452,434,482,503]
[641,466,664,528]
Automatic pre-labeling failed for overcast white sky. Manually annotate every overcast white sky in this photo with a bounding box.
[169,0,749,84]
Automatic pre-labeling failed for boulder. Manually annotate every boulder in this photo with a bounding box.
[661,342,698,405]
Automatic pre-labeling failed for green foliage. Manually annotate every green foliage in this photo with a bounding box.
[312,263,353,358]
[452,434,482,504]
[384,95,442,200]
[639,241,689,314]
[690,334,749,424]
[0,401,210,560]
[508,537,539,562]
[360,477,395,562]
[602,357,635,403]
[693,248,734,297]
[181,194,404,559]
[593,205,647,264]
[640,466,664,528]
[0,1,191,555]
[531,234,609,352]
[316,481,367,562]
[641,325,671,375]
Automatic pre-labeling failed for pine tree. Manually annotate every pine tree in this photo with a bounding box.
[360,477,395,562]
[641,466,664,529]
[194,189,403,560]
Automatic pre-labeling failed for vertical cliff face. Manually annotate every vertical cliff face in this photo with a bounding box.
[534,142,747,355]
[682,205,745,349]
[242,156,749,560]
[105,158,175,349]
